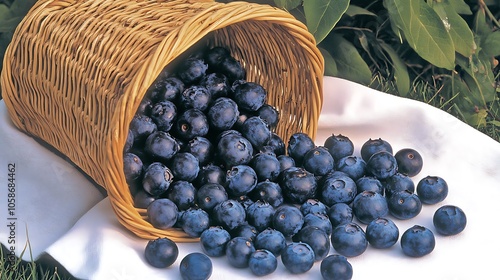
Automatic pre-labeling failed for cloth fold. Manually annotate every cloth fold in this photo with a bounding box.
[1,76,500,279]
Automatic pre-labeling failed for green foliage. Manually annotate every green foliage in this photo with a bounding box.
[219,0,500,141]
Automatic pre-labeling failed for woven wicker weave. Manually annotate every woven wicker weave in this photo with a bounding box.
[1,0,324,241]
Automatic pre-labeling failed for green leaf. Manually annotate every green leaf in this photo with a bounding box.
[384,0,455,70]
[345,4,376,17]
[447,0,472,15]
[456,52,496,106]
[273,0,301,10]
[431,1,476,57]
[320,47,338,76]
[323,33,372,85]
[473,7,490,36]
[303,0,350,44]
[482,31,500,57]
[463,108,488,127]
[380,42,410,96]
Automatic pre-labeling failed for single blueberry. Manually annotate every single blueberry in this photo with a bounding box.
[326,202,354,228]
[123,152,143,183]
[195,163,226,187]
[366,217,399,249]
[218,56,246,83]
[240,116,272,149]
[207,97,239,131]
[216,132,254,168]
[233,82,267,112]
[281,242,315,274]
[395,148,423,177]
[177,57,208,85]
[336,156,367,181]
[150,100,177,132]
[142,162,173,197]
[272,204,304,238]
[246,200,275,232]
[417,175,448,205]
[175,108,209,141]
[180,207,210,237]
[213,199,247,231]
[204,46,231,70]
[248,249,278,276]
[366,151,398,180]
[292,226,330,261]
[383,172,415,198]
[196,183,228,212]
[254,228,287,257]
[400,225,435,257]
[320,254,353,280]
[280,167,318,204]
[249,180,284,208]
[170,152,200,182]
[144,131,180,163]
[129,114,157,145]
[200,226,231,257]
[302,146,335,176]
[303,213,333,236]
[179,252,212,280]
[225,237,256,268]
[277,155,296,172]
[179,85,212,112]
[387,190,422,220]
[147,198,178,229]
[433,205,467,236]
[256,104,279,129]
[144,237,178,268]
[167,180,196,210]
[320,172,357,206]
[149,76,184,103]
[133,189,156,209]
[300,198,328,216]
[200,72,230,99]
[184,136,214,167]
[330,222,368,257]
[355,176,384,195]
[360,138,393,162]
[265,133,286,156]
[225,165,258,196]
[287,132,315,165]
[231,224,258,241]
[323,134,354,161]
[250,152,281,182]
[352,190,389,224]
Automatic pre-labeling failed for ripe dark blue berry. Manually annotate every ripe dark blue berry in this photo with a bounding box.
[225,237,256,268]
[144,237,178,268]
[433,205,467,236]
[336,155,366,181]
[200,226,231,257]
[384,172,415,198]
[352,190,389,224]
[401,225,435,257]
[366,151,398,180]
[150,76,184,103]
[216,132,253,168]
[320,254,353,280]
[302,146,335,176]
[231,224,258,241]
[292,226,330,261]
[281,242,315,274]
[179,207,210,237]
[196,183,228,212]
[167,180,196,210]
[123,153,143,183]
[179,252,213,280]
[142,162,173,196]
[248,249,278,276]
[207,97,239,131]
[324,134,354,161]
[256,104,279,129]
[355,176,383,195]
[240,116,271,149]
[213,199,247,231]
[200,72,230,99]
[330,222,368,257]
[170,152,200,182]
[177,57,208,85]
[366,217,399,249]
[175,108,209,141]
[246,200,275,232]
[303,213,333,236]
[218,56,246,83]
[280,167,318,204]
[254,228,287,257]
[147,198,179,229]
[387,190,422,220]
[327,202,354,228]
[250,152,281,182]
[265,133,286,156]
[179,85,211,112]
[300,198,328,216]
[417,175,449,205]
[287,132,315,165]
[320,172,357,206]
[225,165,258,196]
[395,148,423,177]
[130,114,157,145]
[196,163,225,187]
[232,81,266,111]
[145,131,180,163]
[133,189,155,209]
[250,180,284,208]
[204,47,230,70]
[272,204,304,238]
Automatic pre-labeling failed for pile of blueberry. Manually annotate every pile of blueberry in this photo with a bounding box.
[123,46,467,280]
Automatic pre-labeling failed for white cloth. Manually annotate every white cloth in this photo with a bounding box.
[1,76,500,279]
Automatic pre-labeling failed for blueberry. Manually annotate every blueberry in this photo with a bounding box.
[303,213,333,236]
[383,172,415,198]
[196,163,226,187]
[216,132,253,168]
[326,203,353,228]
[300,198,328,216]
[272,204,304,238]
[142,162,173,196]
[277,155,295,172]
[180,207,210,237]
[320,254,353,280]
[287,132,315,165]
[175,109,209,140]
[144,237,178,268]
[352,190,389,224]
[249,180,284,208]
[213,199,247,231]
[303,146,335,176]
[225,237,256,268]
[147,198,178,229]
[366,217,399,249]
[324,134,354,161]
[184,136,214,167]
[320,172,357,206]
[232,224,259,241]
[433,205,467,236]
[218,56,246,83]
[246,200,275,232]
[207,97,239,131]
[366,151,398,180]
[129,114,157,145]
[204,46,231,70]
[240,116,271,149]
[395,148,423,177]
[248,249,278,276]
[256,104,279,129]
[250,152,281,182]
[254,228,287,256]
[149,76,184,103]
[281,242,315,274]
[179,252,212,280]
[200,72,230,99]
[336,156,367,181]
[133,189,156,209]
[355,176,384,195]
[170,152,200,182]
[360,138,393,162]
[179,85,211,112]
[124,130,134,153]
[144,131,180,163]
[123,153,143,183]
[196,183,228,212]
[167,180,196,210]
[150,101,177,132]
[225,165,258,196]
[387,190,422,220]
[200,226,231,257]
[136,97,154,116]
[292,226,330,261]
[280,167,318,204]
[400,225,435,257]
[177,57,208,85]
[330,222,368,257]
[417,175,448,205]
[264,133,286,156]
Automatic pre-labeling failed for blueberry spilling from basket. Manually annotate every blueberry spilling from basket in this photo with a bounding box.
[123,46,467,279]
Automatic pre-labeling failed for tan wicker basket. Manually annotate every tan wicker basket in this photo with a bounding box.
[1,0,324,241]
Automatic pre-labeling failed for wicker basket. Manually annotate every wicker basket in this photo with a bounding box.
[1,0,324,241]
